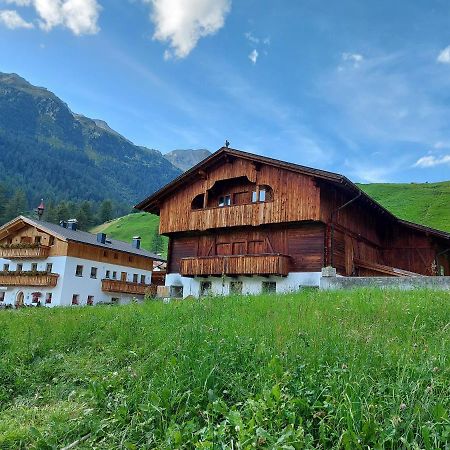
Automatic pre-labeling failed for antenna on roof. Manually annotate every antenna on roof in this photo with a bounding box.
[225,140,230,148]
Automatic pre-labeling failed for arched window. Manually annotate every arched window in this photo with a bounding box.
[191,193,205,210]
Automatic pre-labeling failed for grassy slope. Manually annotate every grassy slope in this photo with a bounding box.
[91,212,168,255]
[0,289,448,448]
[359,181,450,232]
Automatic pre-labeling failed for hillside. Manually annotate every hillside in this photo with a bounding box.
[0,290,448,448]
[91,212,167,255]
[0,72,181,208]
[358,181,450,232]
[164,148,211,171]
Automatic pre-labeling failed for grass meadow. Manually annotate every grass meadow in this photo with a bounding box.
[0,289,448,449]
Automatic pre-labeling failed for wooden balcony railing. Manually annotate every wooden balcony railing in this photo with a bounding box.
[0,272,59,287]
[101,279,156,296]
[180,254,291,277]
[0,246,50,259]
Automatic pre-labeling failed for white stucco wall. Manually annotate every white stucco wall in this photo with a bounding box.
[165,271,322,298]
[0,256,153,307]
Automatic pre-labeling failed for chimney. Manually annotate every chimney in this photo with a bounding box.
[132,236,141,249]
[97,233,106,244]
[67,219,78,231]
[59,220,67,228]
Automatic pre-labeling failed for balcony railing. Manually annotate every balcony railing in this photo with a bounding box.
[101,279,156,296]
[0,272,59,287]
[180,254,291,277]
[0,246,50,259]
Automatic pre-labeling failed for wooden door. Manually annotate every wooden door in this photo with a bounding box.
[15,291,24,308]
[121,272,127,282]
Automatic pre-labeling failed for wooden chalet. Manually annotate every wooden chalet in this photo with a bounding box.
[136,147,450,297]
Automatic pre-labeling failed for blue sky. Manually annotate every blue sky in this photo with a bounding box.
[1,0,450,183]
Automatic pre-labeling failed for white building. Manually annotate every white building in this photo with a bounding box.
[0,216,164,307]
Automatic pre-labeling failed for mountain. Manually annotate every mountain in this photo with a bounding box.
[164,148,211,171]
[0,72,181,208]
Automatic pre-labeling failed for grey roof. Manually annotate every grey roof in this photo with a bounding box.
[12,216,166,261]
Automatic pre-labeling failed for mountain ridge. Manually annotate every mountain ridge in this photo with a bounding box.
[0,71,181,209]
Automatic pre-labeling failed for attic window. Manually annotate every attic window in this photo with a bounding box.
[49,236,55,246]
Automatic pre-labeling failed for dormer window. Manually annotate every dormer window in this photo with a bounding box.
[218,195,231,207]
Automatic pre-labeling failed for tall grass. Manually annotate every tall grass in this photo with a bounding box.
[0,289,448,448]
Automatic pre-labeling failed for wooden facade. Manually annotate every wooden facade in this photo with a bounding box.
[137,147,450,278]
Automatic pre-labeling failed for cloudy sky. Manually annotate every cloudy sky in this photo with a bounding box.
[1,0,450,183]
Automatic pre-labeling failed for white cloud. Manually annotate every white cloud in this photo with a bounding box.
[414,154,450,168]
[244,31,258,44]
[341,52,364,68]
[1,0,101,35]
[145,0,231,59]
[248,48,258,64]
[437,46,450,64]
[0,9,33,28]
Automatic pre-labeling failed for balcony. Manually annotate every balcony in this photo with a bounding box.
[101,279,156,296]
[0,272,59,287]
[0,245,50,259]
[180,254,291,277]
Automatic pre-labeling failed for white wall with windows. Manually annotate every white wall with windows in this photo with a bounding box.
[0,255,153,308]
[165,271,322,299]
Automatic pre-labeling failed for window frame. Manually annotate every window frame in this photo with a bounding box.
[75,265,83,277]
[90,267,98,279]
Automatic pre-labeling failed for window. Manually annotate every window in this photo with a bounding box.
[439,266,445,276]
[34,236,41,245]
[259,189,266,202]
[252,191,258,202]
[218,195,231,207]
[200,281,212,297]
[75,265,83,277]
[170,285,183,298]
[3,264,9,272]
[121,272,127,282]
[262,281,276,294]
[105,270,110,279]
[87,295,94,306]
[230,281,243,295]
[20,236,32,244]
[45,293,52,304]
[0,292,5,302]
[133,274,138,283]
[112,271,117,280]
[140,274,146,284]
[72,294,79,305]
[31,263,38,272]
[16,263,23,272]
[111,297,119,305]
[90,267,98,279]
[49,236,55,246]
[46,263,53,273]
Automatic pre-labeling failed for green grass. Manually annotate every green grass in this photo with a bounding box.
[359,181,450,232]
[0,289,448,448]
[91,212,168,255]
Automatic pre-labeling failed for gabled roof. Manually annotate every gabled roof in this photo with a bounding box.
[0,216,166,261]
[136,146,450,241]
